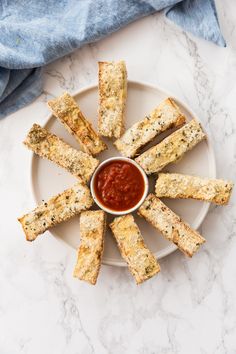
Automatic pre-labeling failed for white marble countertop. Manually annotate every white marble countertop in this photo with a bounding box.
[1,1,236,353]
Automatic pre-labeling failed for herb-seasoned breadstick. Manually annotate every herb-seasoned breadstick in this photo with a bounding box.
[138,194,205,257]
[24,124,99,182]
[110,214,160,284]
[98,61,127,138]
[135,119,206,175]
[73,210,106,285]
[48,93,107,155]
[114,98,186,158]
[155,173,233,205]
[18,182,93,241]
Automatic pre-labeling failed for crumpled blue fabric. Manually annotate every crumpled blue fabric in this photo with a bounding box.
[0,0,225,118]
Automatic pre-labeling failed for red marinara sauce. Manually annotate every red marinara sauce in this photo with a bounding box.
[94,160,145,211]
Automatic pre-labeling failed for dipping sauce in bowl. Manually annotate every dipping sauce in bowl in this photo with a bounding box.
[91,157,149,215]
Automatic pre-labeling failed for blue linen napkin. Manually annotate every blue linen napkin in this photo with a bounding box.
[0,0,225,119]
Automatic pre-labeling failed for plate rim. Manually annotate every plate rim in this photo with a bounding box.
[30,80,216,267]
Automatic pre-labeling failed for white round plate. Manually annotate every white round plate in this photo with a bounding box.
[31,81,216,266]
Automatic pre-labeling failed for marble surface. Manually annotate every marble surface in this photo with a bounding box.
[1,1,236,353]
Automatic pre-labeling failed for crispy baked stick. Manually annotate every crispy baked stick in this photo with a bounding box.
[155,173,233,205]
[98,61,127,138]
[135,119,206,175]
[73,210,106,285]
[24,124,99,182]
[18,182,93,241]
[138,194,205,257]
[110,214,160,284]
[114,98,186,158]
[48,93,107,155]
